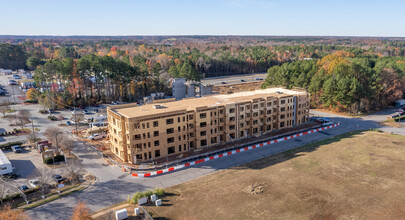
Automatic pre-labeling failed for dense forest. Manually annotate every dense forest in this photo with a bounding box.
[262,51,405,114]
[0,36,405,112]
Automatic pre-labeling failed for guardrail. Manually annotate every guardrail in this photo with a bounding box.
[131,122,341,178]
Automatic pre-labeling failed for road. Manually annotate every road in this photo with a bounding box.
[26,108,405,220]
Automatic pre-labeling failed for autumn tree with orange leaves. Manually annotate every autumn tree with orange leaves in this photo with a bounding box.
[71,201,92,220]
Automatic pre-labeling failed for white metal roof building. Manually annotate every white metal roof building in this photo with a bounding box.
[0,149,13,175]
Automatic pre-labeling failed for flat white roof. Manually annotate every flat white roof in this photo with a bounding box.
[0,149,11,166]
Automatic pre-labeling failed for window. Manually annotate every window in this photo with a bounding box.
[147,132,150,138]
[146,122,150,128]
[219,109,224,114]
[280,122,285,128]
[184,144,187,151]
[153,121,158,127]
[267,102,272,107]
[253,128,258,133]
[200,122,207,128]
[189,114,194,120]
[211,137,217,144]
[230,133,235,139]
[166,118,174,125]
[229,108,235,113]
[267,117,271,122]
[240,115,244,120]
[189,132,194,137]
[189,123,194,129]
[260,103,264,107]
[155,150,160,157]
[167,128,174,134]
[148,142,151,148]
[253,120,258,125]
[280,114,285,119]
[134,134,141,140]
[240,107,244,111]
[178,117,180,123]
[253,104,258,109]
[200,113,207,119]
[246,105,251,110]
[153,131,159,137]
[200,139,207,146]
[229,116,235,122]
[281,100,285,104]
[253,112,258,117]
[179,145,182,152]
[229,125,235,130]
[167,137,174,143]
[240,123,244,128]
[154,140,159,146]
[267,110,272,114]
[142,133,146,139]
[267,125,271,130]
[240,131,244,136]
[168,147,175,154]
[200,131,206,136]
[280,107,285,112]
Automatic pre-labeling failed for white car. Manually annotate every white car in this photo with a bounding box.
[322,122,333,126]
[28,179,40,188]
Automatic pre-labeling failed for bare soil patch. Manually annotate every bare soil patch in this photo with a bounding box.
[147,131,405,220]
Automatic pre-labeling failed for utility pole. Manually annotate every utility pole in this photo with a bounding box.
[74,107,78,135]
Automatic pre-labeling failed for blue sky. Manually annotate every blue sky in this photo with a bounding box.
[0,0,404,36]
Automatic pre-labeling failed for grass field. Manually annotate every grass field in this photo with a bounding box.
[148,131,405,220]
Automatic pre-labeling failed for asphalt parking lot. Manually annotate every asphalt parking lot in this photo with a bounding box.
[2,147,65,195]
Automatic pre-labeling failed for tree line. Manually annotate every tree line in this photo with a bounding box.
[262,51,405,114]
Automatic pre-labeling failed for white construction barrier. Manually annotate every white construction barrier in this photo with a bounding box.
[151,194,157,202]
[134,208,140,216]
[115,208,128,220]
[155,199,162,206]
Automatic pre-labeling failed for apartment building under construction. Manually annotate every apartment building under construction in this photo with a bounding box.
[107,88,310,164]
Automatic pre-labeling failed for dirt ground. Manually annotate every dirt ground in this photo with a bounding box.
[147,131,405,220]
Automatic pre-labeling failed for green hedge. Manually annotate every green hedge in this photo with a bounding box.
[0,141,23,150]
[24,100,38,103]
[131,188,165,203]
[43,155,65,164]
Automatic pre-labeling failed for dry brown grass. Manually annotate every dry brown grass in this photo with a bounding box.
[147,131,405,220]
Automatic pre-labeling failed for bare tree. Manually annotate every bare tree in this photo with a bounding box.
[0,101,9,117]
[0,177,8,205]
[71,112,85,135]
[44,127,64,150]
[61,136,75,155]
[64,158,83,184]
[26,131,40,144]
[16,109,31,129]
[39,168,52,198]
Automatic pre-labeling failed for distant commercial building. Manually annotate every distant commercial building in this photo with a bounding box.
[107,88,309,164]
[172,73,267,100]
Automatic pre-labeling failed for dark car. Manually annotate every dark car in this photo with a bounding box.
[18,185,29,191]
[52,174,64,183]
[11,145,22,153]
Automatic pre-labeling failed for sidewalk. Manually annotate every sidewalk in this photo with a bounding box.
[20,178,95,210]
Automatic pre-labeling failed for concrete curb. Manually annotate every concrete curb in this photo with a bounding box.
[131,122,341,178]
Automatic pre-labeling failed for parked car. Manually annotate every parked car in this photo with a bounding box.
[66,121,72,126]
[18,185,29,191]
[322,122,333,126]
[11,145,22,153]
[28,179,40,188]
[83,110,90,114]
[52,174,64,183]
[13,74,21,79]
[8,80,17,85]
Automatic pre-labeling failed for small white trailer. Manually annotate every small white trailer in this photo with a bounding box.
[0,149,13,175]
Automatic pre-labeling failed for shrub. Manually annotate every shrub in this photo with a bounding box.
[144,191,153,198]
[47,115,57,121]
[24,100,38,103]
[39,110,48,114]
[43,155,65,164]
[153,188,165,197]
[132,192,145,203]
[0,141,23,150]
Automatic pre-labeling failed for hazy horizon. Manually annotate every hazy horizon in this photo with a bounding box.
[1,0,404,37]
